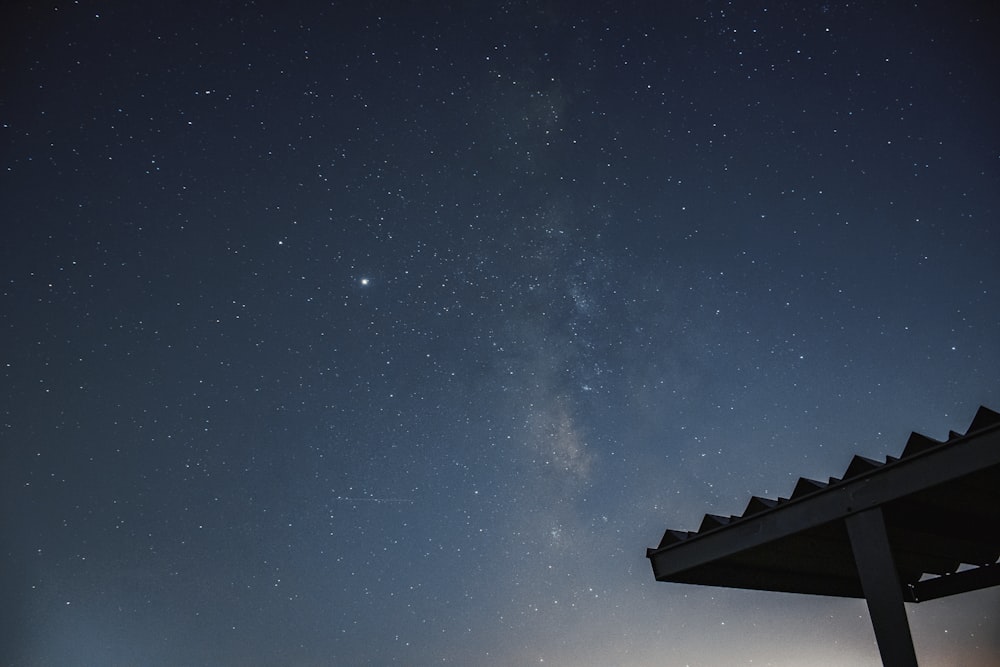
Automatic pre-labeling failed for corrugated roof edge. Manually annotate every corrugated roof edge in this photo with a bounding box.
[649,405,1000,552]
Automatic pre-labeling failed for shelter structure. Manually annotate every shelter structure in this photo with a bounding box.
[646,406,1000,667]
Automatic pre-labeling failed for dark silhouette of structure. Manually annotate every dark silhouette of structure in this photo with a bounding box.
[646,406,1000,667]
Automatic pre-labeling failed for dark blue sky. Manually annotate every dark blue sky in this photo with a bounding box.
[3,1,998,665]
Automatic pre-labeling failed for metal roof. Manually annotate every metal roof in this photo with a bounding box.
[646,405,1000,602]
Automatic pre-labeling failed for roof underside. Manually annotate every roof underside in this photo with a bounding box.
[647,406,1000,602]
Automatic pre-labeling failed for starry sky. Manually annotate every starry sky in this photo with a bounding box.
[2,1,999,665]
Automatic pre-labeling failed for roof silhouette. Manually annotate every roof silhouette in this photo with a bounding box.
[647,405,1000,666]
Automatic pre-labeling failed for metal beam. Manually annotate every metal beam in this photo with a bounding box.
[846,507,917,667]
[909,562,1000,602]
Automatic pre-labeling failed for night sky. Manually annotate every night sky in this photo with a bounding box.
[3,1,999,665]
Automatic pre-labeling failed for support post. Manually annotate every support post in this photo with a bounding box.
[845,507,918,667]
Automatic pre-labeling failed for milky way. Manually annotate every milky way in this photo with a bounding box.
[2,2,999,665]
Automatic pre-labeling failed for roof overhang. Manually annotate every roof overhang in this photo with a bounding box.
[647,406,1000,602]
